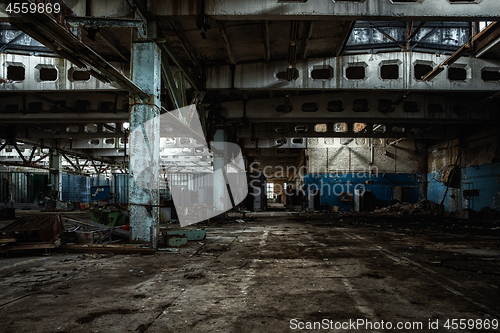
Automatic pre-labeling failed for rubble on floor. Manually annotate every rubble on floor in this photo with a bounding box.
[373,199,441,214]
[61,216,130,245]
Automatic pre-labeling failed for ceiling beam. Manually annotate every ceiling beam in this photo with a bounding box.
[65,17,146,30]
[219,91,498,123]
[299,21,313,60]
[261,20,271,61]
[95,30,130,62]
[218,21,236,64]
[0,113,128,124]
[204,0,500,21]
[206,52,500,91]
[167,21,201,70]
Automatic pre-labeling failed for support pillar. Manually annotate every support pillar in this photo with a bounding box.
[213,129,227,216]
[129,41,161,247]
[49,148,62,201]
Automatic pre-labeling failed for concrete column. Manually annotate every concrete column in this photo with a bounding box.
[213,129,227,215]
[129,41,161,247]
[49,148,62,201]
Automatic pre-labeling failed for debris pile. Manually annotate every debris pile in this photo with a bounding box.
[373,200,441,214]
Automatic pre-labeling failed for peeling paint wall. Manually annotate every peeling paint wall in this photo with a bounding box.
[305,138,427,210]
[427,127,500,212]
[308,138,426,174]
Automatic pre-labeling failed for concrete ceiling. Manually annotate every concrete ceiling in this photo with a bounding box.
[1,0,500,176]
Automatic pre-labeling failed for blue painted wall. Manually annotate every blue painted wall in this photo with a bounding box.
[303,173,425,211]
[427,162,500,212]
[461,162,500,211]
[426,171,459,212]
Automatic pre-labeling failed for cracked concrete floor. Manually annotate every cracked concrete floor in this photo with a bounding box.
[0,213,499,332]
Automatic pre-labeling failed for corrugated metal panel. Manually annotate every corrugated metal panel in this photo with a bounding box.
[62,174,91,202]
[0,175,7,203]
[0,172,50,204]
[3,173,30,203]
[114,174,129,204]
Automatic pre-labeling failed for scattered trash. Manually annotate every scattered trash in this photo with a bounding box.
[372,199,440,214]
[162,268,178,272]
[157,248,180,252]
[184,272,205,279]
[61,216,130,245]
[394,261,410,266]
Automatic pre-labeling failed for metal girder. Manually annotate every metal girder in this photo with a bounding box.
[0,136,126,153]
[160,51,183,110]
[218,21,236,64]
[423,43,472,81]
[160,106,208,148]
[456,91,500,116]
[220,92,499,123]
[87,146,213,158]
[12,142,27,163]
[371,25,405,50]
[66,16,145,30]
[94,31,130,63]
[124,0,155,25]
[474,22,500,58]
[203,0,500,21]
[0,30,24,52]
[407,21,426,42]
[61,152,80,172]
[0,140,122,167]
[236,123,461,141]
[206,52,500,91]
[158,40,199,93]
[0,140,8,152]
[0,112,128,124]
[261,20,271,61]
[5,128,127,140]
[6,0,148,99]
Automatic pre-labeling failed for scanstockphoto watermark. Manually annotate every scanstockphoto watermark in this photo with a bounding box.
[290,318,425,331]
[248,161,380,197]
[290,318,499,331]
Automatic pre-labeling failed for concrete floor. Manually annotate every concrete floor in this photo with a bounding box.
[0,212,499,332]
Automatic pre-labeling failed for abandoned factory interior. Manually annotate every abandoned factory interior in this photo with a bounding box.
[0,0,499,332]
